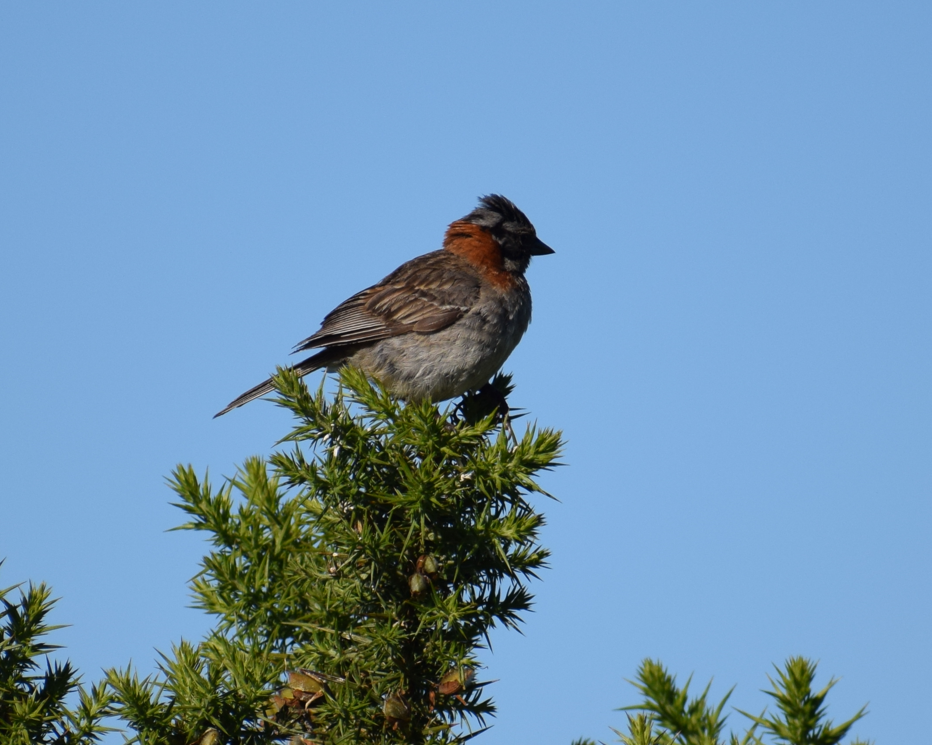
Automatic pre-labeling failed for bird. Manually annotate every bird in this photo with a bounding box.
[214,194,554,418]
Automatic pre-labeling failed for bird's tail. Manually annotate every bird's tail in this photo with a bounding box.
[213,355,329,418]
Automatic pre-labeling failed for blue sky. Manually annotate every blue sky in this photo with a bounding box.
[1,3,929,743]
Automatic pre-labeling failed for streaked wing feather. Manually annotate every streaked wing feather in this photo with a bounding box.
[293,252,480,353]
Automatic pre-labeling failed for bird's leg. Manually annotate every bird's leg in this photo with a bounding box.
[475,381,510,421]
[453,382,517,443]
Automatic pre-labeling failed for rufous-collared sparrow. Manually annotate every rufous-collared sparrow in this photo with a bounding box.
[215,194,553,417]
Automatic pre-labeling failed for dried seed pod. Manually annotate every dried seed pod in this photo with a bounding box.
[191,729,221,745]
[266,690,294,717]
[437,666,475,695]
[416,554,440,578]
[293,689,325,708]
[408,572,430,595]
[382,691,410,723]
[288,670,326,693]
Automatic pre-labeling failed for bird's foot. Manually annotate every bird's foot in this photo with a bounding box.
[452,374,521,442]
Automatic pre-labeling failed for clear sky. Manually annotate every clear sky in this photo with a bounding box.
[1,3,929,743]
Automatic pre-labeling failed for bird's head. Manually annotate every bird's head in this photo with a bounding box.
[458,194,554,275]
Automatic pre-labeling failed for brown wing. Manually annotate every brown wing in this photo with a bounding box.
[292,251,481,353]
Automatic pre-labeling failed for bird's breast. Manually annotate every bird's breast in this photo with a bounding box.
[348,279,532,403]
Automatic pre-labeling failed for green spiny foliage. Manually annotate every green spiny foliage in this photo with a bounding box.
[620,659,733,745]
[108,368,563,745]
[596,657,870,745]
[737,658,868,745]
[0,567,113,744]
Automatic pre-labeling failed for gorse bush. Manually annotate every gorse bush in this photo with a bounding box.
[573,657,869,745]
[0,572,112,744]
[108,368,562,744]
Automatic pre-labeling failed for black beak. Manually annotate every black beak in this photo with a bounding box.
[531,236,555,256]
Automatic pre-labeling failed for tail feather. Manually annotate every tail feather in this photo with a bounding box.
[214,354,331,418]
[213,377,279,418]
